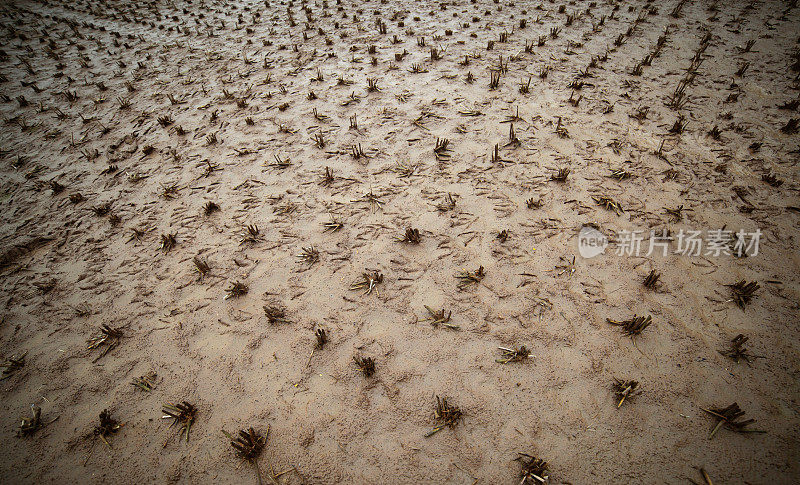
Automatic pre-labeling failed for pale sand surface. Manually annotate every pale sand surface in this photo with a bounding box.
[0,0,799,483]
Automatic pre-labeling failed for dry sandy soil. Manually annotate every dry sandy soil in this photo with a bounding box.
[1,0,799,483]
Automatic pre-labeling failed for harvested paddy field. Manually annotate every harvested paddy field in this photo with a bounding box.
[1,0,799,483]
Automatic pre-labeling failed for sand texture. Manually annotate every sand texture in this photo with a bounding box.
[1,0,799,483]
